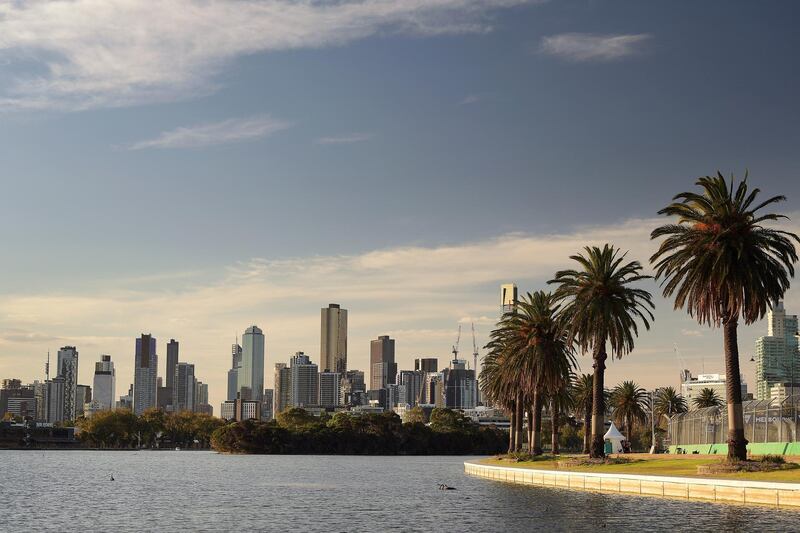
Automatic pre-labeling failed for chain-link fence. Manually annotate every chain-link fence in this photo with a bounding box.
[667,396,800,446]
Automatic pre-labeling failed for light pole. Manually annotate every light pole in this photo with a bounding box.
[650,390,656,454]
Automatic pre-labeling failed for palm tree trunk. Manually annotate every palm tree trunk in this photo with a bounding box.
[527,406,534,454]
[723,317,748,461]
[590,342,608,458]
[582,396,592,454]
[515,393,524,452]
[551,405,560,455]
[508,402,515,453]
[531,391,543,455]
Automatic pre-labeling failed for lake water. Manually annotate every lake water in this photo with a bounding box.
[2,451,797,532]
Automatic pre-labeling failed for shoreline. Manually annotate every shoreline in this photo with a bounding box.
[464,460,800,509]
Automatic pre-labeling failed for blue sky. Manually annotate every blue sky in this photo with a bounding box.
[0,1,798,409]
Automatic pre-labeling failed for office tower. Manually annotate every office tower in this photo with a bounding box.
[227,343,243,401]
[318,372,340,408]
[92,355,116,411]
[501,283,518,314]
[239,325,265,401]
[421,372,443,406]
[262,389,274,421]
[75,385,92,416]
[33,381,47,421]
[274,363,291,414]
[45,376,66,423]
[117,384,133,411]
[134,334,158,415]
[57,346,79,421]
[442,359,476,409]
[414,358,438,373]
[195,381,209,410]
[174,362,196,412]
[340,369,365,405]
[166,339,179,389]
[157,376,172,411]
[399,370,426,406]
[755,301,800,399]
[321,303,347,374]
[0,382,35,418]
[290,352,318,407]
[370,336,396,390]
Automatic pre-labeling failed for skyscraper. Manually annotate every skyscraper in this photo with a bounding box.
[45,376,66,423]
[195,381,208,411]
[227,343,242,402]
[501,283,518,315]
[399,369,425,406]
[57,346,79,421]
[134,334,158,415]
[318,371,340,408]
[274,363,291,414]
[174,362,196,412]
[321,304,347,374]
[755,301,800,399]
[340,369,365,406]
[370,335,396,390]
[166,339,179,389]
[414,358,438,373]
[239,326,265,401]
[75,384,92,416]
[290,352,318,407]
[443,359,476,409]
[93,355,116,411]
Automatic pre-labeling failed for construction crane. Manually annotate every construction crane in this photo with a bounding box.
[472,322,480,406]
[452,325,461,362]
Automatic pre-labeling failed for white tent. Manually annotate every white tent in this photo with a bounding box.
[603,422,625,454]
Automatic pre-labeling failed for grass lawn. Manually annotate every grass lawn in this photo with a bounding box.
[480,455,800,483]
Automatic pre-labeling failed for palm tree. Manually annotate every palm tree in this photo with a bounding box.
[654,386,688,424]
[546,384,574,455]
[572,374,593,454]
[609,381,648,441]
[693,387,724,409]
[550,245,654,457]
[484,291,575,455]
[650,173,799,460]
[480,344,519,452]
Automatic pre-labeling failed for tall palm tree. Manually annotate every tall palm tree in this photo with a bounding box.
[651,173,799,461]
[480,343,519,452]
[546,383,574,455]
[550,245,654,457]
[484,291,575,455]
[693,387,724,409]
[654,386,688,424]
[609,381,648,441]
[572,374,593,454]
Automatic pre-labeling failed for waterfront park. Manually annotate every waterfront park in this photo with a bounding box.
[471,173,800,507]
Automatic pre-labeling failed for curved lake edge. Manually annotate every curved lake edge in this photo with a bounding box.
[464,460,800,509]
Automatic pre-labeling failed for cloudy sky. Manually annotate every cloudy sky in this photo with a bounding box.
[0,0,798,410]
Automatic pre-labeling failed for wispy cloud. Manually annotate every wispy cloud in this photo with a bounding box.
[315,133,373,145]
[539,33,651,62]
[126,115,291,150]
[0,0,529,111]
[459,94,481,105]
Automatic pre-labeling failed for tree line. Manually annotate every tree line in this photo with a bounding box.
[210,407,507,455]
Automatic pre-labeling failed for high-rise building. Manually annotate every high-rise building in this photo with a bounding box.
[318,372,340,408]
[195,381,209,410]
[92,355,116,411]
[57,346,79,421]
[227,343,243,401]
[321,304,347,374]
[273,363,291,415]
[442,359,476,409]
[399,370,426,406]
[75,385,92,416]
[157,376,172,411]
[340,369,365,405]
[501,283,518,315]
[134,334,158,415]
[0,382,34,419]
[239,326,265,401]
[290,352,318,407]
[262,389,274,421]
[117,384,133,411]
[174,362,196,412]
[755,301,800,400]
[166,339,179,389]
[370,336,396,390]
[45,376,66,423]
[414,358,438,373]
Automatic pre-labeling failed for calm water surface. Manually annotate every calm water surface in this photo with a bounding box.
[1,451,797,532]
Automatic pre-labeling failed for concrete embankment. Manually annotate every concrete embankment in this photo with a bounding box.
[464,461,800,508]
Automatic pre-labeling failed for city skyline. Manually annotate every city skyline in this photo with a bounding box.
[0,1,799,411]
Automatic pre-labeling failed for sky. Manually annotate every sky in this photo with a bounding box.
[0,0,799,411]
